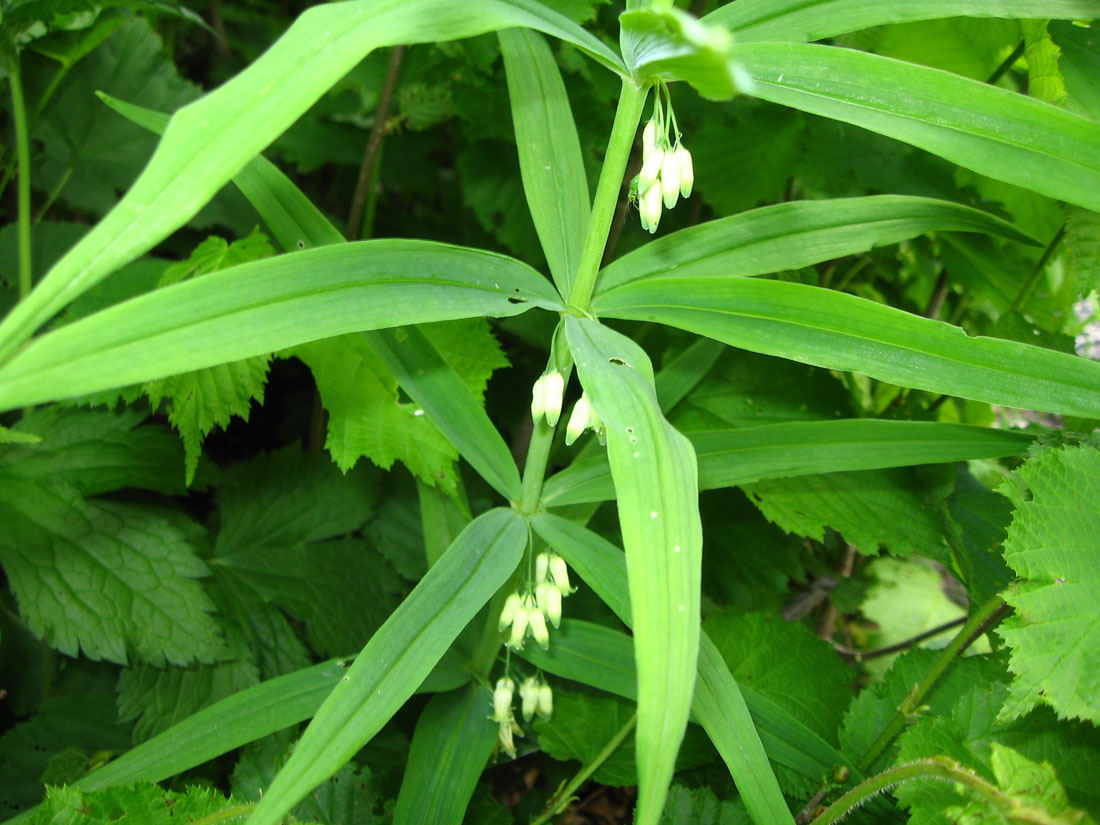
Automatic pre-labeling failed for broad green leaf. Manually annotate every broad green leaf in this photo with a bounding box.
[25,785,243,825]
[732,43,1100,213]
[368,325,522,501]
[997,443,1100,725]
[520,619,640,701]
[393,684,496,825]
[1022,19,1068,106]
[0,479,223,667]
[706,1,1100,44]
[0,0,622,360]
[620,6,748,100]
[294,762,383,825]
[1,662,349,825]
[593,277,1100,418]
[1065,205,1100,298]
[660,785,749,825]
[530,516,798,825]
[595,196,1037,296]
[541,420,1033,506]
[0,241,562,412]
[0,407,185,496]
[1052,20,1100,121]
[565,316,702,825]
[500,28,590,297]
[243,508,526,825]
[654,337,726,412]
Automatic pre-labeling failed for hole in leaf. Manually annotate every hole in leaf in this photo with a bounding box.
[609,357,629,367]
[508,297,527,304]
[296,239,306,249]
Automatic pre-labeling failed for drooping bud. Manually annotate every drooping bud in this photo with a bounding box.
[528,604,550,650]
[530,374,547,424]
[565,394,593,446]
[498,718,520,758]
[639,147,664,193]
[676,145,694,198]
[543,582,563,628]
[642,119,657,157]
[641,180,663,234]
[498,592,522,632]
[660,149,681,209]
[507,603,530,649]
[548,554,573,593]
[519,676,540,721]
[537,682,554,719]
[542,370,564,426]
[535,552,551,585]
[493,677,515,721]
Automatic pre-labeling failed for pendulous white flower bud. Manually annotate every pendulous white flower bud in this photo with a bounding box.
[549,554,573,594]
[519,676,540,721]
[535,551,551,584]
[639,147,665,193]
[527,604,550,650]
[537,682,554,719]
[661,149,681,209]
[641,181,663,234]
[543,583,563,628]
[676,145,694,198]
[542,370,564,427]
[498,592,522,632]
[507,604,529,650]
[642,119,657,157]
[565,394,593,446]
[493,677,515,721]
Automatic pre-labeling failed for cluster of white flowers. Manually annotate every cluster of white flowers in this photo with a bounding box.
[632,86,694,234]
[498,551,576,650]
[565,392,604,446]
[490,674,553,758]
[530,369,565,427]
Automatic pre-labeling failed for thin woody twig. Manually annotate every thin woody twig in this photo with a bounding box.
[831,616,967,661]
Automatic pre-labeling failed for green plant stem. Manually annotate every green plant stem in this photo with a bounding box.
[6,45,34,301]
[189,804,254,825]
[531,711,637,825]
[856,595,1009,773]
[987,40,1026,85]
[1007,223,1066,313]
[566,80,647,312]
[516,417,558,514]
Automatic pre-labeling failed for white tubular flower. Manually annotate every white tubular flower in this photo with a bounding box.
[535,551,550,585]
[642,119,657,157]
[542,370,564,427]
[507,602,530,650]
[549,554,573,594]
[528,604,550,650]
[530,374,547,424]
[661,149,681,209]
[537,682,554,719]
[543,583,563,628]
[639,146,664,193]
[641,181,663,234]
[519,676,540,721]
[565,394,593,446]
[498,717,522,758]
[498,592,522,632]
[492,677,515,722]
[676,145,694,198]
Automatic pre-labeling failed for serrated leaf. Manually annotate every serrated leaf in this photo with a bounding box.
[296,762,386,825]
[1051,20,1100,122]
[1022,20,1068,107]
[1065,205,1100,298]
[0,479,224,666]
[996,443,1100,725]
[742,467,949,558]
[659,785,750,825]
[26,784,280,825]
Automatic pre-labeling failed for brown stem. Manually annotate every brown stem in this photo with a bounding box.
[833,616,967,661]
[923,270,950,319]
[346,44,405,240]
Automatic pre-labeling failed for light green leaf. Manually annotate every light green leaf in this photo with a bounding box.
[1051,20,1100,122]
[26,785,260,825]
[0,241,562,412]
[0,0,622,360]
[500,27,590,297]
[660,785,749,825]
[707,0,1100,44]
[595,196,1037,296]
[243,508,526,825]
[541,420,1032,506]
[1065,205,1100,298]
[368,323,521,501]
[565,316,702,825]
[0,479,223,667]
[620,6,748,100]
[997,443,1100,725]
[1022,19,1068,106]
[733,42,1100,213]
[393,683,496,825]
[593,276,1100,418]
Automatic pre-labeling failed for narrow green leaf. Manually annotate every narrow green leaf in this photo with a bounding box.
[733,43,1100,213]
[593,277,1100,418]
[393,683,497,825]
[520,619,640,701]
[654,337,726,413]
[707,0,1099,44]
[595,196,1037,296]
[542,420,1033,506]
[564,317,701,825]
[243,508,526,825]
[0,242,562,412]
[368,326,522,501]
[500,28,590,297]
[0,0,622,360]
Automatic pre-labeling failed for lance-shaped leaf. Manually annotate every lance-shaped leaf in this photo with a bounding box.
[243,507,526,825]
[706,0,1100,44]
[541,420,1033,506]
[393,683,497,825]
[367,327,521,501]
[500,28,589,298]
[0,0,622,360]
[595,196,1037,296]
[732,43,1100,214]
[593,277,1100,418]
[0,242,562,412]
[564,317,702,825]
